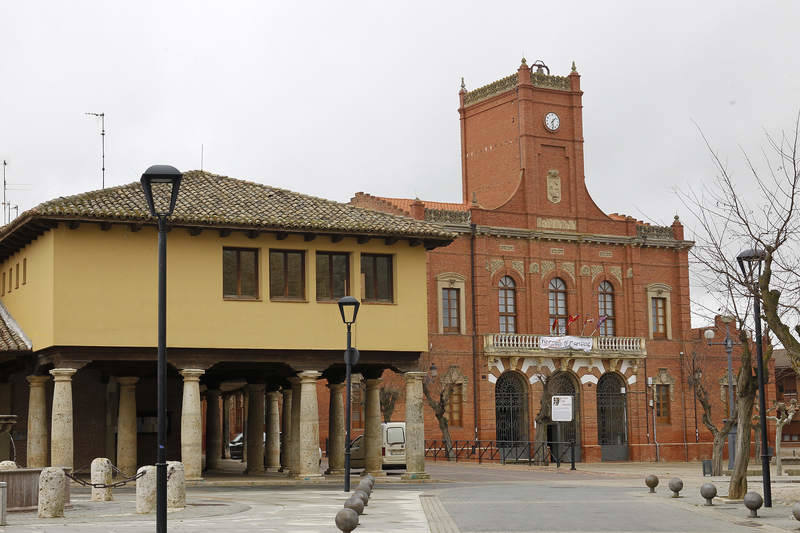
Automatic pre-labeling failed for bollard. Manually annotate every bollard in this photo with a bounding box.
[357,479,372,493]
[344,494,364,515]
[354,488,370,506]
[792,502,800,522]
[136,465,157,514]
[0,461,17,470]
[38,467,66,518]
[570,440,576,471]
[645,474,659,493]
[0,481,6,526]
[335,507,359,533]
[90,458,113,502]
[167,461,186,510]
[700,483,717,506]
[668,477,683,498]
[744,492,763,518]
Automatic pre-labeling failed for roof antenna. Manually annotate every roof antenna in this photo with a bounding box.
[85,112,105,189]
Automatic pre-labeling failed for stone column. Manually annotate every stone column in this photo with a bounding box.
[116,377,139,477]
[245,383,266,474]
[364,377,385,476]
[205,388,222,471]
[222,393,231,458]
[26,375,49,468]
[50,368,77,469]
[279,388,292,472]
[265,390,281,471]
[289,377,301,473]
[402,372,430,480]
[179,369,205,480]
[325,382,345,475]
[295,371,322,478]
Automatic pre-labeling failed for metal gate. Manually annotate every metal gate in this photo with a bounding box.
[495,372,527,444]
[596,373,628,461]
[548,372,581,462]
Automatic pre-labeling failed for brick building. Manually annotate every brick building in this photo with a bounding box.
[351,59,776,462]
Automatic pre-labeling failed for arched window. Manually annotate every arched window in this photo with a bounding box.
[548,277,568,335]
[598,281,615,336]
[499,276,516,333]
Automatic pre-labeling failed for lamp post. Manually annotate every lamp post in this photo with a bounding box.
[141,165,182,532]
[704,316,740,470]
[737,247,770,507]
[337,296,360,493]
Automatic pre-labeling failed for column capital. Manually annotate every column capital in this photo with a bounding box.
[405,371,427,383]
[365,377,383,387]
[267,390,281,399]
[49,368,77,381]
[117,376,140,387]
[246,383,266,392]
[27,375,50,386]
[281,388,292,398]
[298,370,321,384]
[206,387,221,397]
[179,368,205,382]
[327,381,345,392]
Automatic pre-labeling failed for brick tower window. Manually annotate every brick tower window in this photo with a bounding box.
[598,281,615,336]
[499,276,516,333]
[549,277,568,335]
[655,384,670,423]
[651,297,666,338]
[442,287,460,333]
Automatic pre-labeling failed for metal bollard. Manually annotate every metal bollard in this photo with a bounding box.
[0,481,7,526]
[570,440,576,470]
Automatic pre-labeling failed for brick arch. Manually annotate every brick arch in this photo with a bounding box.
[491,269,525,288]
[592,278,622,336]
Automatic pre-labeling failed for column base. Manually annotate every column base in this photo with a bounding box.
[325,468,346,476]
[293,472,324,480]
[186,476,204,482]
[363,470,387,477]
[246,469,266,476]
[265,466,281,472]
[401,471,430,480]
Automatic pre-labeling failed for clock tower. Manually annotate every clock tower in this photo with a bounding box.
[459,59,608,230]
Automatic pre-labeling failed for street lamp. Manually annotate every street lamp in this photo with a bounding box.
[141,165,182,533]
[704,316,739,469]
[737,247,770,507]
[337,296,360,492]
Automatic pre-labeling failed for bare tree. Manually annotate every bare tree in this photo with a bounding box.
[767,398,798,476]
[418,356,457,459]
[684,350,736,475]
[379,386,401,423]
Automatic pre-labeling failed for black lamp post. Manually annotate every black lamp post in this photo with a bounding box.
[141,165,182,533]
[737,247,770,507]
[704,316,739,470]
[337,295,360,493]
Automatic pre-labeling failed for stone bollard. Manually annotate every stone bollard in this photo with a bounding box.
[354,488,370,506]
[167,461,186,510]
[38,467,66,518]
[344,494,364,515]
[335,507,359,533]
[792,502,800,522]
[668,477,683,498]
[136,466,156,514]
[357,479,372,493]
[645,474,659,493]
[90,458,113,502]
[700,483,717,506]
[0,461,17,470]
[744,492,763,518]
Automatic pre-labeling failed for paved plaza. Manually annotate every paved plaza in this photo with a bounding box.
[5,462,800,532]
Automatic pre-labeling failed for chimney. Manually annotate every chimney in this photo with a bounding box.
[410,198,425,220]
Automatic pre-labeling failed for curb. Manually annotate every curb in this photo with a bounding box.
[420,494,460,533]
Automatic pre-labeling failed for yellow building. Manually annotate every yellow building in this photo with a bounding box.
[0,170,454,479]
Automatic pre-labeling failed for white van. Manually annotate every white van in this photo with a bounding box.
[350,422,406,470]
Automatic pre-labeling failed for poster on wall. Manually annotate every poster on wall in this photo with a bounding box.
[551,395,573,422]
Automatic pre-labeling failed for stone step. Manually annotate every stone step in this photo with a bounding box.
[723,469,762,476]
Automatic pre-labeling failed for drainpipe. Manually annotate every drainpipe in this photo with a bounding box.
[644,357,650,444]
[470,223,479,442]
[679,351,689,461]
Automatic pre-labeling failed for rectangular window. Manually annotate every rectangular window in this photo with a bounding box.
[652,297,666,337]
[316,252,349,301]
[22,258,26,285]
[447,383,463,427]
[7,269,11,293]
[442,288,460,333]
[15,263,19,289]
[361,254,393,303]
[1,272,4,296]
[655,384,670,423]
[269,249,305,300]
[222,247,259,299]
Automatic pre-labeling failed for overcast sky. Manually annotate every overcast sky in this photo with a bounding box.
[1,1,799,325]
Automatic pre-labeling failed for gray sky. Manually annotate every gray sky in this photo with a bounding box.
[1,1,799,325]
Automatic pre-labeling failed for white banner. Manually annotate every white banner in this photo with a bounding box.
[539,335,593,352]
[551,395,573,422]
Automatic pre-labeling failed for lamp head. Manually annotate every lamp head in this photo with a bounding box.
[704,329,715,341]
[736,248,766,278]
[429,362,438,378]
[140,165,182,217]
[337,296,360,325]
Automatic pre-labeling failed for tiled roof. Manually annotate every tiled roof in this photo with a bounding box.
[0,301,32,352]
[8,171,456,241]
[350,192,469,216]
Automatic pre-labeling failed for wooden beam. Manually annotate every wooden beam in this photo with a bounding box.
[409,239,422,247]
[276,232,288,241]
[219,229,232,238]
[384,237,398,246]
[247,230,259,239]
[67,221,80,230]
[331,234,344,243]
[129,224,142,232]
[188,227,202,236]
[357,236,370,244]
[303,233,316,242]
[99,222,112,231]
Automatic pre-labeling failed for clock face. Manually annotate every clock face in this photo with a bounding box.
[544,112,560,132]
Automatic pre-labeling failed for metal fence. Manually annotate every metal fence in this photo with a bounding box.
[424,439,576,469]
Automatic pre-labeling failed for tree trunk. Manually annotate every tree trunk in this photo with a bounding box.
[711,432,726,476]
[729,393,754,499]
[437,414,455,460]
[776,422,784,476]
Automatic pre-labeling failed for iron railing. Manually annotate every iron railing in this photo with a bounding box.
[424,439,576,469]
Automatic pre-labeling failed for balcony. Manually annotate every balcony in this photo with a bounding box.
[484,333,647,358]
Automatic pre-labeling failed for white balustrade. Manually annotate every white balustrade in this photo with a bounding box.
[485,333,645,354]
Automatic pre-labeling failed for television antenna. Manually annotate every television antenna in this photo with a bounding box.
[85,112,106,188]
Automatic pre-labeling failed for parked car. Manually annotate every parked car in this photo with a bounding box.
[350,422,406,470]
[228,432,322,466]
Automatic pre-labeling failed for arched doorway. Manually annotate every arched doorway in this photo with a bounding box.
[495,371,529,444]
[597,373,629,461]
[547,371,581,462]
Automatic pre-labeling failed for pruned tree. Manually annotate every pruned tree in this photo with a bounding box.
[419,355,457,459]
[684,350,737,476]
[767,398,798,476]
[379,386,401,423]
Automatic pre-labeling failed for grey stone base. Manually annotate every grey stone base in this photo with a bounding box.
[401,472,430,480]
